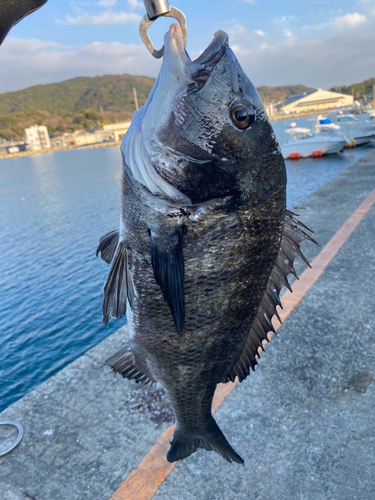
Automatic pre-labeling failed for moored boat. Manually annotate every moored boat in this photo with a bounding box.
[327,113,375,146]
[281,123,347,160]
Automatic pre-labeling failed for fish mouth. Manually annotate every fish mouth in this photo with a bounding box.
[164,24,228,85]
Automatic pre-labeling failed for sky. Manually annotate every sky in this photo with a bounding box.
[0,0,375,94]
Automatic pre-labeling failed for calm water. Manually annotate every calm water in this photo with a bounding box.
[0,129,373,412]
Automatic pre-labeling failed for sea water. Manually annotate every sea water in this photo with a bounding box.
[0,131,373,412]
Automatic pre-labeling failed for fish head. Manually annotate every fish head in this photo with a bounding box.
[136,24,286,205]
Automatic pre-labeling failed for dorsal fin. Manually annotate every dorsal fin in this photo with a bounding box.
[96,228,120,264]
[102,240,135,326]
[224,210,318,383]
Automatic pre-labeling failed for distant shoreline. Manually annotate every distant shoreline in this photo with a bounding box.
[0,140,122,160]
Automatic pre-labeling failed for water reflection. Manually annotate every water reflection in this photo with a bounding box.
[0,140,373,412]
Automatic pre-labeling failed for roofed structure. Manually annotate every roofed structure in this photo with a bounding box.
[275,89,353,114]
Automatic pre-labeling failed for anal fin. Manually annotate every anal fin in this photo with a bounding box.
[101,341,155,386]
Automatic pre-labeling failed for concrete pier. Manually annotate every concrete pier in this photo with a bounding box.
[1,150,375,500]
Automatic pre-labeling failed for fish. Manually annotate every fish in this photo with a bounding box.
[97,23,316,464]
[0,0,48,45]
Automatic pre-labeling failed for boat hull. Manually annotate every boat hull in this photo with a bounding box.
[281,139,346,159]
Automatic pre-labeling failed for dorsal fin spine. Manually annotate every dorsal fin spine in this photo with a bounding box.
[223,212,318,384]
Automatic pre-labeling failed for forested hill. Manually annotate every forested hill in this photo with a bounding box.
[0,74,155,116]
[329,77,375,97]
[0,75,311,139]
[256,85,313,104]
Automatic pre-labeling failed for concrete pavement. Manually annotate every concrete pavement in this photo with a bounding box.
[1,150,375,500]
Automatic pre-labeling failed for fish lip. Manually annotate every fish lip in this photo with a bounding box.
[190,30,229,68]
[164,23,191,72]
[164,25,228,83]
[187,30,229,83]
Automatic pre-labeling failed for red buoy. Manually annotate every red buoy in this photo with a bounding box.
[289,153,300,160]
[311,150,323,157]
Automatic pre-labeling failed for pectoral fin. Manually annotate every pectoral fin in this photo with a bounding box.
[102,240,135,326]
[150,228,185,335]
[96,228,120,263]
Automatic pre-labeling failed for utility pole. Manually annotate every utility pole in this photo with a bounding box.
[133,87,139,111]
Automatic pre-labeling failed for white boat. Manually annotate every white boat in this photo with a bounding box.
[327,113,375,146]
[281,124,347,160]
[314,118,353,147]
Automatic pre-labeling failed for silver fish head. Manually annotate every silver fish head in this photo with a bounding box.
[124,23,285,205]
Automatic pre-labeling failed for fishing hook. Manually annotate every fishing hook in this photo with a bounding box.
[140,0,187,59]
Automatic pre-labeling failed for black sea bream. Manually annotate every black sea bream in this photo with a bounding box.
[97,24,315,464]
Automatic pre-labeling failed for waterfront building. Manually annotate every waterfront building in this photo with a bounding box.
[275,89,354,115]
[25,125,51,151]
[73,130,107,146]
[102,121,131,142]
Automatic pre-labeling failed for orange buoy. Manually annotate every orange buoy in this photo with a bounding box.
[289,153,300,160]
[311,150,323,157]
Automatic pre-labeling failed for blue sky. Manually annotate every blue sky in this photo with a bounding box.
[1,0,375,93]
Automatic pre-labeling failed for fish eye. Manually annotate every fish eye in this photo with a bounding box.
[230,101,256,129]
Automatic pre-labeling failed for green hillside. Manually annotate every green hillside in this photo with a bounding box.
[0,74,155,140]
[0,74,156,116]
[0,76,342,140]
[257,85,314,104]
[330,77,375,97]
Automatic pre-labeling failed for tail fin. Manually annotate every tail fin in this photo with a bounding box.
[167,416,244,464]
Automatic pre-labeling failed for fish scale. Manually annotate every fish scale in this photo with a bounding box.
[97,25,316,464]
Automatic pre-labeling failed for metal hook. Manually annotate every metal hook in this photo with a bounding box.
[139,2,187,59]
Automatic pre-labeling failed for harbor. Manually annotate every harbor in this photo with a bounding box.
[1,1,375,498]
[1,149,375,499]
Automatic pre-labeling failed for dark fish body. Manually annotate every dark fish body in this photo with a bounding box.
[98,25,315,464]
[0,0,47,45]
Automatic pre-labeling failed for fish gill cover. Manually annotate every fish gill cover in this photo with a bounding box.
[97,24,316,464]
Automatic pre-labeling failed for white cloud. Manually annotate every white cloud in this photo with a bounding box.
[98,0,117,6]
[243,0,256,3]
[282,29,297,46]
[127,0,143,9]
[332,12,366,28]
[303,12,367,34]
[2,16,375,96]
[235,24,375,88]
[225,24,271,50]
[56,11,141,25]
[226,24,247,36]
[274,15,298,23]
[355,0,375,17]
[0,38,161,93]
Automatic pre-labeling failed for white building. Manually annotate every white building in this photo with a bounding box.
[73,131,106,146]
[275,89,354,114]
[25,125,51,151]
[102,121,131,142]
